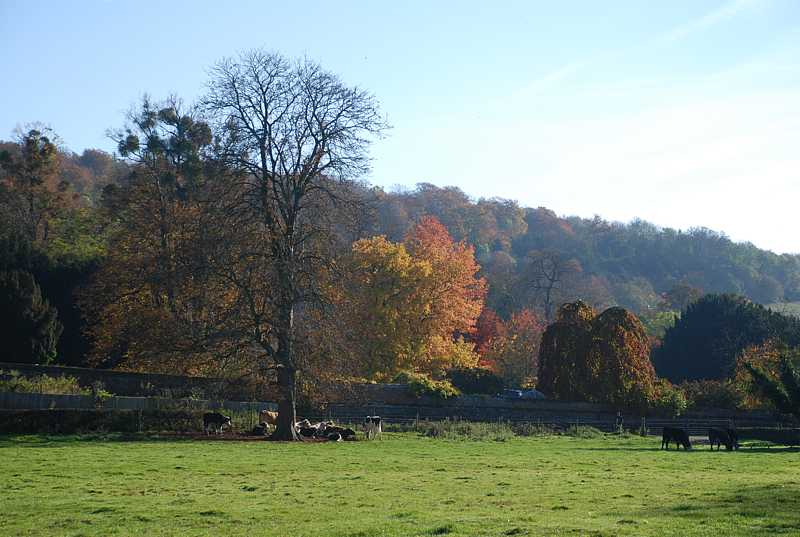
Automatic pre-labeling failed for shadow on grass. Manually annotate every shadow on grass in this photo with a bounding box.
[633,484,800,535]
[574,445,800,454]
[0,433,193,447]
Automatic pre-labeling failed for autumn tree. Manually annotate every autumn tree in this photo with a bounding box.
[0,127,69,244]
[662,282,703,311]
[203,50,387,439]
[82,97,235,374]
[484,308,544,387]
[537,301,596,400]
[338,236,432,377]
[734,340,790,409]
[339,219,486,379]
[473,307,504,357]
[743,346,800,420]
[537,301,656,408]
[588,307,656,408]
[403,216,487,373]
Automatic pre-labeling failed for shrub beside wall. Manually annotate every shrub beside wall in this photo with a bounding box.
[0,409,206,434]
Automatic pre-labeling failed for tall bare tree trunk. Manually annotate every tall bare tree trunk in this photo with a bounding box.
[271,260,300,440]
[270,301,299,440]
[271,363,299,440]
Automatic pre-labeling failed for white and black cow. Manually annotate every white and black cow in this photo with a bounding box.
[203,412,232,435]
[363,416,382,440]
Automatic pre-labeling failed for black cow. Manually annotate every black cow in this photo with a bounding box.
[661,426,692,450]
[203,412,232,435]
[708,428,734,451]
[298,427,318,438]
[727,428,740,450]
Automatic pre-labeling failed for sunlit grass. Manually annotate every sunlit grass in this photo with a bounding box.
[1,433,799,536]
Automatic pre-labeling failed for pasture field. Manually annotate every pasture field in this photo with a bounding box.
[1,433,799,537]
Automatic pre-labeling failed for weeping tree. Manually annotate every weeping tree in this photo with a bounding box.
[537,301,656,408]
[537,300,595,400]
[202,49,387,440]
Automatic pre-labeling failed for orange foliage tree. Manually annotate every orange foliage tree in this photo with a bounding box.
[484,309,544,387]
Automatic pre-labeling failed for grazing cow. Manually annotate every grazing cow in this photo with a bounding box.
[363,416,383,440]
[661,426,692,450]
[708,428,734,451]
[727,428,740,450]
[259,410,278,427]
[203,412,232,435]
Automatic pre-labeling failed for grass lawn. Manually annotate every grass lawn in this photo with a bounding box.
[1,433,799,537]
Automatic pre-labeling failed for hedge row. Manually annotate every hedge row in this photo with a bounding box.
[0,409,209,434]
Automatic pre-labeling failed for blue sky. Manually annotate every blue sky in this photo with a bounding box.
[2,0,799,253]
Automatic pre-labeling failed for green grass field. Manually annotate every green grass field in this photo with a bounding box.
[1,433,799,537]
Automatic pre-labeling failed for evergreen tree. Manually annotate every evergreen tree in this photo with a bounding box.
[0,270,63,364]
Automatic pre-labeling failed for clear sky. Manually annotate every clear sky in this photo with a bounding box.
[2,0,798,253]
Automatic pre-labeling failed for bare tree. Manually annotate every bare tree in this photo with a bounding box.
[519,250,581,322]
[202,50,388,439]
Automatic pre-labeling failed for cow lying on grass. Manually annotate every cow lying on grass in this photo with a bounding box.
[203,412,232,435]
[295,420,357,441]
[661,426,692,450]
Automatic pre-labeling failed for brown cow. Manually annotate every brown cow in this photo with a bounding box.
[259,410,278,428]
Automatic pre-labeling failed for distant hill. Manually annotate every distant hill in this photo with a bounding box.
[362,183,800,318]
[767,302,800,319]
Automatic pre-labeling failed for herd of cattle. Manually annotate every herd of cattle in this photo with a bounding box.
[202,411,740,449]
[661,426,740,451]
[201,411,382,441]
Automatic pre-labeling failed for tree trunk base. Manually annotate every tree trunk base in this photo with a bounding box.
[268,426,300,441]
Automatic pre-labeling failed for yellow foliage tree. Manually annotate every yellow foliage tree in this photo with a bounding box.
[340,217,486,379]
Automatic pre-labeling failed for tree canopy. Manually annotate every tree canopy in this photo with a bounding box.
[653,294,800,382]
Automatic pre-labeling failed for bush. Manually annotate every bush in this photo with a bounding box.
[0,370,92,396]
[393,371,460,399]
[510,421,558,437]
[680,379,743,410]
[0,409,205,434]
[650,380,688,417]
[447,367,504,395]
[415,419,515,441]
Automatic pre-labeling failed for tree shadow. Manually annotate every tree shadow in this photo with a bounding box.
[0,433,191,448]
[574,444,800,454]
